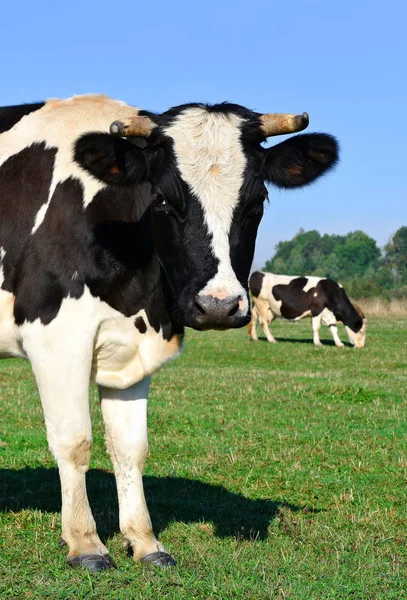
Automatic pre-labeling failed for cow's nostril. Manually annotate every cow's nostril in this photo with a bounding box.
[194,298,206,315]
[228,301,239,317]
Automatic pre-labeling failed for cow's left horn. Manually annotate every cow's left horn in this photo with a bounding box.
[259,112,309,137]
[110,116,156,137]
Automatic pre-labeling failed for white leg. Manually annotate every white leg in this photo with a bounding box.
[330,324,344,347]
[261,317,277,343]
[312,314,323,346]
[254,299,277,343]
[22,318,111,570]
[100,378,174,567]
[248,305,259,341]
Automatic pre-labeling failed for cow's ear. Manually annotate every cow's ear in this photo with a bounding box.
[74,133,150,185]
[263,133,339,189]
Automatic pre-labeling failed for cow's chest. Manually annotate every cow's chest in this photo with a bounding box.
[92,308,183,389]
[0,285,183,387]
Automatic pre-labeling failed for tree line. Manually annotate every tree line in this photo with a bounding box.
[262,227,407,299]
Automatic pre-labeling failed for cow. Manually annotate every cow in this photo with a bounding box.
[0,94,339,571]
[248,272,366,348]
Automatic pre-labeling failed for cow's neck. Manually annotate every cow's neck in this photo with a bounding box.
[86,187,180,341]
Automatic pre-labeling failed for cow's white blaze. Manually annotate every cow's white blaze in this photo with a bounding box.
[165,108,248,311]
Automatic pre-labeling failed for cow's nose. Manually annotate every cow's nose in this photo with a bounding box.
[194,294,241,322]
[187,293,249,330]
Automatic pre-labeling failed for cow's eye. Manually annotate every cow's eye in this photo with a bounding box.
[154,193,167,207]
[246,206,263,220]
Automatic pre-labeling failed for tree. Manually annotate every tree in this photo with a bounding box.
[334,231,381,279]
[262,229,385,297]
[384,226,407,284]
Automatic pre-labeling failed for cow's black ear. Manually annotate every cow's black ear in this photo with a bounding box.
[74,133,149,185]
[263,133,339,189]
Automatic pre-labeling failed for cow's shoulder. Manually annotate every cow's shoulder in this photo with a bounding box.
[317,279,363,330]
[0,95,153,325]
[0,102,45,134]
[0,94,140,179]
[10,174,158,326]
[269,276,311,319]
[317,278,341,297]
[272,276,309,299]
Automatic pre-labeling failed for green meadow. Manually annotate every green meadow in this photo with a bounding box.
[1,317,406,599]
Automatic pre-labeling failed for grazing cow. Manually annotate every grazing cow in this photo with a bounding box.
[248,272,366,347]
[0,95,339,571]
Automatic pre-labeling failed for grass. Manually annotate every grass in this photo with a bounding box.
[0,316,407,599]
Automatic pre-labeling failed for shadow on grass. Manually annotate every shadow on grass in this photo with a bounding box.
[254,336,352,347]
[0,468,321,542]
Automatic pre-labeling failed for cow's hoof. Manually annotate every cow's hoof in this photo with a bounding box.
[142,551,176,568]
[67,553,117,572]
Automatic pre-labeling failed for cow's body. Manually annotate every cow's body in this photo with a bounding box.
[0,97,181,386]
[0,95,338,571]
[248,272,366,347]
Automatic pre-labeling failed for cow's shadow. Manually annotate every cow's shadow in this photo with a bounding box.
[0,468,320,542]
[255,336,351,347]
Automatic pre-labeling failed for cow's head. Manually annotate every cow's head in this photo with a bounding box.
[346,303,367,348]
[75,103,339,330]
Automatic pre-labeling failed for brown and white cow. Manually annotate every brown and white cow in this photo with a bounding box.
[0,95,338,571]
[248,272,366,347]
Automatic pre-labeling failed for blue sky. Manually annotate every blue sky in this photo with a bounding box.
[1,0,406,267]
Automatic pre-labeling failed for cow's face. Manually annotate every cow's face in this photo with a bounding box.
[75,103,339,330]
[345,318,367,348]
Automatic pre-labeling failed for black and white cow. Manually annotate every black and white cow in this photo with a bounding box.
[0,95,339,571]
[248,272,366,347]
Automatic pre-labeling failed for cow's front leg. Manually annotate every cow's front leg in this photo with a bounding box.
[329,324,345,347]
[23,326,113,572]
[254,300,277,343]
[261,316,277,343]
[248,305,259,340]
[100,378,175,568]
[312,314,323,346]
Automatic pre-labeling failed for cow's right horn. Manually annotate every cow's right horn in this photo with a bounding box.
[259,112,309,137]
[110,116,156,137]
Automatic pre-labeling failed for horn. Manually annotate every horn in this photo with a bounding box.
[109,115,156,137]
[259,112,309,137]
